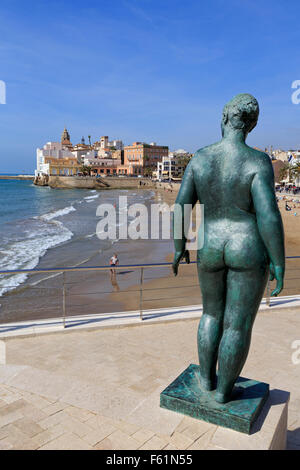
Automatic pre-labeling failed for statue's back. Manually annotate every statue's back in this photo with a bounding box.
[192,141,270,222]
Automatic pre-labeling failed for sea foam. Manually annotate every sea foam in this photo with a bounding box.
[0,210,74,296]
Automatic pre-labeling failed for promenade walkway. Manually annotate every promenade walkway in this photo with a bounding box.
[0,305,299,450]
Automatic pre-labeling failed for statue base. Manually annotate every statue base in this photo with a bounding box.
[160,364,269,434]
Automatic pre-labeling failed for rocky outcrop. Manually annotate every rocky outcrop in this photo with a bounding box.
[34,175,49,186]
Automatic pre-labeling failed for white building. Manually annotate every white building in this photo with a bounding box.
[109,139,123,150]
[152,149,192,180]
[35,142,74,176]
[153,156,185,181]
[80,150,98,164]
[95,136,123,151]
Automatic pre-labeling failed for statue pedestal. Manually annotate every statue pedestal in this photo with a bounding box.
[161,364,290,448]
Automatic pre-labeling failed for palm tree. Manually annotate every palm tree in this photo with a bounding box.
[279,161,300,185]
[88,135,92,148]
[279,163,291,183]
[79,165,91,176]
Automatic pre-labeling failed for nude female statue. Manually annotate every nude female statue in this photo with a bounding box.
[173,94,285,404]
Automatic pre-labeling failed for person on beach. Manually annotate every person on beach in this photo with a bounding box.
[110,253,119,276]
[173,93,285,404]
[285,203,292,211]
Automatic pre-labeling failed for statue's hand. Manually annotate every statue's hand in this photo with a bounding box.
[172,250,190,276]
[269,263,284,297]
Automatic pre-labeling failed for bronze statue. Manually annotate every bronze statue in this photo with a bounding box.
[173,94,285,404]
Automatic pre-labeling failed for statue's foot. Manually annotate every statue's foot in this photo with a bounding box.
[200,375,217,392]
[201,379,213,391]
[215,387,242,404]
[214,391,231,404]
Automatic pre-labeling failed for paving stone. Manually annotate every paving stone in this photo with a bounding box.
[39,432,92,450]
[168,431,194,450]
[187,428,217,450]
[0,438,14,450]
[181,420,217,441]
[163,443,178,450]
[93,429,140,450]
[31,424,65,448]
[0,399,27,415]
[109,418,140,436]
[82,423,117,446]
[0,412,24,428]
[65,406,96,422]
[20,402,48,422]
[0,424,30,448]
[131,428,155,444]
[38,410,69,429]
[43,402,68,416]
[14,417,44,437]
[139,435,167,450]
[85,415,110,430]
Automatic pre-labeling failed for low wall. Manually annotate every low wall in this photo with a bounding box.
[48,176,156,190]
[0,175,34,181]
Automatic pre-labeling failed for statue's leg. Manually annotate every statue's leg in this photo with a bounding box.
[215,266,268,403]
[197,267,226,391]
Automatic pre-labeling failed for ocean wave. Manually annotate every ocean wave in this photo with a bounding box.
[84,195,99,201]
[0,220,73,296]
[85,232,96,239]
[39,205,76,221]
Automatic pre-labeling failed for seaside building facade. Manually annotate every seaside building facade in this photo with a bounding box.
[44,156,81,176]
[152,149,192,181]
[123,142,169,176]
[35,141,75,177]
[35,130,169,178]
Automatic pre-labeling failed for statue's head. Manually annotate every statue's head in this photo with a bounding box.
[221,93,259,137]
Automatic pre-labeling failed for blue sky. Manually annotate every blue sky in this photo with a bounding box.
[1,0,300,173]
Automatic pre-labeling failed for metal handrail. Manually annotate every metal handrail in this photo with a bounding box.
[0,256,299,277]
[0,257,299,327]
[0,261,196,276]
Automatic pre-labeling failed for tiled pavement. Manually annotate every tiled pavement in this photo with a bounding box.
[0,383,219,450]
[0,306,299,450]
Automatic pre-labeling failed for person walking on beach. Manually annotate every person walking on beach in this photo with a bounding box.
[173,93,285,403]
[285,202,292,211]
[110,253,119,276]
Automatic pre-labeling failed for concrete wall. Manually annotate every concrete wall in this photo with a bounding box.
[0,175,34,180]
[48,176,156,190]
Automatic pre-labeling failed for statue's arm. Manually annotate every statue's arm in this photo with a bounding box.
[172,160,198,275]
[251,156,285,296]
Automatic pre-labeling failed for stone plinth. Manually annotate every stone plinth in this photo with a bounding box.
[160,364,269,434]
[161,364,290,448]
